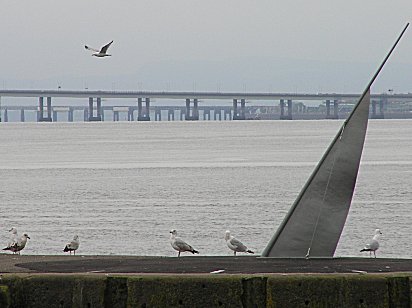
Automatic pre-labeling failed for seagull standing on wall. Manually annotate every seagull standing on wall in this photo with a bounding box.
[360,229,382,258]
[85,41,113,57]
[63,235,80,255]
[225,230,254,256]
[169,229,199,257]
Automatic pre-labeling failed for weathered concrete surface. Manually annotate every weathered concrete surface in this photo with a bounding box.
[0,274,410,308]
[1,255,412,274]
[0,255,411,307]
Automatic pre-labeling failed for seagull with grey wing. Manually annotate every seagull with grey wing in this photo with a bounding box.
[360,229,382,258]
[225,230,254,256]
[85,40,113,57]
[3,232,30,255]
[63,235,80,255]
[169,229,199,257]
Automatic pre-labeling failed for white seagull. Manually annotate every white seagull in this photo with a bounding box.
[169,229,199,257]
[360,229,382,258]
[63,235,80,255]
[225,230,254,256]
[3,233,30,255]
[84,40,113,57]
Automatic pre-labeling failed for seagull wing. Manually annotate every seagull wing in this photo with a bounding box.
[230,237,248,252]
[85,45,100,53]
[174,237,193,252]
[100,40,113,53]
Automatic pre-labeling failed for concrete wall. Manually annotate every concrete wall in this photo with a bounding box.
[0,274,410,307]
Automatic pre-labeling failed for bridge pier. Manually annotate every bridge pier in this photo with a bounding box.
[224,108,231,120]
[137,97,150,121]
[68,108,74,122]
[232,99,246,120]
[128,107,135,121]
[214,109,221,120]
[20,108,25,122]
[280,99,292,120]
[326,100,339,119]
[113,111,119,121]
[203,108,211,120]
[185,98,199,120]
[168,109,175,121]
[4,108,8,122]
[38,97,53,122]
[88,97,102,121]
[155,107,161,121]
[371,100,385,119]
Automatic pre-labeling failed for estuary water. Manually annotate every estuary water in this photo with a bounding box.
[0,119,411,258]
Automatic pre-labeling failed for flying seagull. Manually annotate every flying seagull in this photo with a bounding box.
[225,230,254,256]
[84,40,113,57]
[169,229,199,257]
[3,233,30,255]
[63,235,80,255]
[360,229,382,258]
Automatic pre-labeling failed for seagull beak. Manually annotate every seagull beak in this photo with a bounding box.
[27,236,30,239]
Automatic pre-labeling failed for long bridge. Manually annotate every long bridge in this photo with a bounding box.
[1,89,411,122]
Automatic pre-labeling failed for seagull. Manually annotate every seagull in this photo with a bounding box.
[63,235,80,255]
[3,233,30,255]
[8,227,18,246]
[169,229,199,257]
[360,229,382,258]
[2,227,18,253]
[225,230,254,256]
[84,40,113,57]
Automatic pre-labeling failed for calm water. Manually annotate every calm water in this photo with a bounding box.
[0,120,411,258]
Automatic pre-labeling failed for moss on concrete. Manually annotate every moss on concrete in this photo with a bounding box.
[266,275,412,308]
[0,273,409,308]
[0,285,11,308]
[127,275,244,307]
[104,277,128,308]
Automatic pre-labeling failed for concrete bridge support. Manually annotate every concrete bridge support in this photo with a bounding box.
[168,109,175,121]
[154,108,161,121]
[232,99,246,120]
[214,109,222,120]
[371,100,385,119]
[280,99,293,120]
[224,108,231,120]
[138,98,150,121]
[203,108,211,120]
[185,98,199,120]
[38,97,53,122]
[88,97,102,121]
[20,108,25,122]
[326,100,339,119]
[3,108,8,122]
[68,108,74,122]
[128,107,135,121]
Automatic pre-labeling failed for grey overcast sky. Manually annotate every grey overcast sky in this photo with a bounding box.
[2,1,412,93]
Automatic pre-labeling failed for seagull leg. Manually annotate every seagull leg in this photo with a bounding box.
[234,251,236,256]
[178,251,181,257]
[373,251,376,258]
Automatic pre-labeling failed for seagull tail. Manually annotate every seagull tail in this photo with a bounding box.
[191,249,199,254]
[2,247,11,251]
[360,248,371,252]
[246,250,254,254]
[63,245,70,252]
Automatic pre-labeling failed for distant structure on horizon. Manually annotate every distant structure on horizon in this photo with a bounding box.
[1,90,412,122]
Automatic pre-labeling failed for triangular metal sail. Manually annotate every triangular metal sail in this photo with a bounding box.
[262,23,409,258]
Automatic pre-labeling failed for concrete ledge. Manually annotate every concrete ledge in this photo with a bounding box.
[0,274,409,308]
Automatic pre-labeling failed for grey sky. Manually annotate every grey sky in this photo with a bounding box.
[2,1,412,93]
